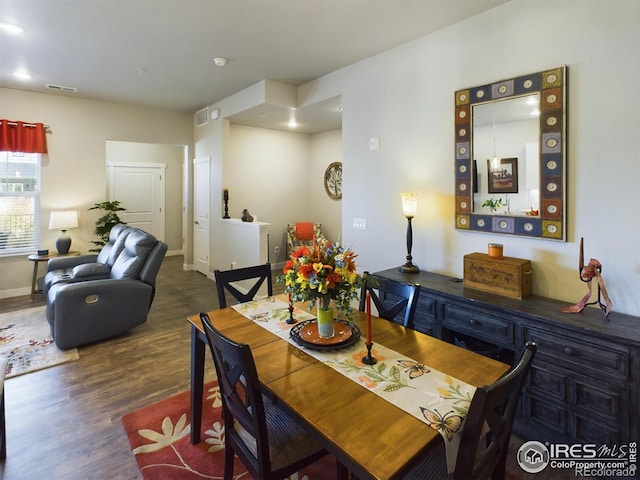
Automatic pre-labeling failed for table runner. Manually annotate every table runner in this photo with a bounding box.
[232,298,477,473]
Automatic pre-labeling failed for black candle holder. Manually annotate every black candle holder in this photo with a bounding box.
[223,198,230,219]
[286,301,297,324]
[361,342,377,365]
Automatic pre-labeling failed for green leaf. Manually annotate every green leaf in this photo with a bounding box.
[389,365,401,382]
[384,384,403,392]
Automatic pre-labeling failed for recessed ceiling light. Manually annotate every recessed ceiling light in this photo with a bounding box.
[213,57,227,67]
[0,22,24,34]
[13,70,32,81]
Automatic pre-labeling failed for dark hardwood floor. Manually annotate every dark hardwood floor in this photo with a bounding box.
[0,255,224,480]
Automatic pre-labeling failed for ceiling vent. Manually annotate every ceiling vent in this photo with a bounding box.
[196,107,209,127]
[46,83,77,93]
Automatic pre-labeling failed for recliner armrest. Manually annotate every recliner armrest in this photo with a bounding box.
[47,254,99,272]
[71,262,111,278]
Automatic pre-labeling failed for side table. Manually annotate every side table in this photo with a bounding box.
[27,251,80,300]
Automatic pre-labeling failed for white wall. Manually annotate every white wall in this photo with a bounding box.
[309,130,342,242]
[193,0,639,315]
[224,125,342,268]
[106,141,185,252]
[0,87,193,298]
[304,0,639,316]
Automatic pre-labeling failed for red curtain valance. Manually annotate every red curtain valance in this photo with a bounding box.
[0,119,48,153]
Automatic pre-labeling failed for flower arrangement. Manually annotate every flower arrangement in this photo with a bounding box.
[482,197,503,212]
[277,243,363,321]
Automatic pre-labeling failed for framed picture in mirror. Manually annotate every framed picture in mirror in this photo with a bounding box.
[487,158,518,194]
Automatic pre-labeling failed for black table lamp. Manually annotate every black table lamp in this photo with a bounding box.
[399,193,419,273]
[49,210,78,254]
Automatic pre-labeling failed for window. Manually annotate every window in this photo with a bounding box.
[0,151,40,254]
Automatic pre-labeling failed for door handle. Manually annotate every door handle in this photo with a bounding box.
[194,220,199,225]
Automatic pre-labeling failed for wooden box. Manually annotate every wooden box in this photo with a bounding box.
[463,253,532,299]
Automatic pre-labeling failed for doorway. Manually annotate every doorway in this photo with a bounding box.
[108,162,166,240]
[193,156,210,276]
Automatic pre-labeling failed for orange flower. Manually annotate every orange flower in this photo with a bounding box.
[283,259,294,273]
[358,375,378,389]
[291,246,311,258]
[326,272,342,289]
[298,264,314,278]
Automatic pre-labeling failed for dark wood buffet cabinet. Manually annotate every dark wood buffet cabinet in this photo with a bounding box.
[375,268,639,446]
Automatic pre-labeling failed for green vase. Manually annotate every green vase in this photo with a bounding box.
[317,305,335,338]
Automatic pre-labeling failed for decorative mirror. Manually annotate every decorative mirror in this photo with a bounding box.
[454,66,567,240]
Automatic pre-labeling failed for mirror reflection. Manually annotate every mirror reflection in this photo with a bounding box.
[454,66,567,241]
[472,94,540,216]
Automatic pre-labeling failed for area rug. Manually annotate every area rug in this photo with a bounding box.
[0,306,79,378]
[122,381,336,480]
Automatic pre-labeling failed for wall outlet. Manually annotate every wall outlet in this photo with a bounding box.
[274,246,280,256]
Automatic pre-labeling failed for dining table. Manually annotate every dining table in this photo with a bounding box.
[187,296,510,480]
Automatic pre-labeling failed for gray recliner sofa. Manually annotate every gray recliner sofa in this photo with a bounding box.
[45,225,168,350]
[43,223,130,294]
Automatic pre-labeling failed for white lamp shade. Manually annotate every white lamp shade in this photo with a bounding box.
[401,193,418,218]
[49,210,79,230]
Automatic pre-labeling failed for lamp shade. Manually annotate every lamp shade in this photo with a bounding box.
[401,193,418,218]
[49,210,78,230]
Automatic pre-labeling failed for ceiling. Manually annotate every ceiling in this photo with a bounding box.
[1,0,508,133]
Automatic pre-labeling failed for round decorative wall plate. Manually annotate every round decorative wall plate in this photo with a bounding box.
[324,162,342,199]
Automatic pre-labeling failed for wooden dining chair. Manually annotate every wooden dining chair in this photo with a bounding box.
[359,272,421,328]
[214,263,273,308]
[402,342,537,480]
[199,312,329,480]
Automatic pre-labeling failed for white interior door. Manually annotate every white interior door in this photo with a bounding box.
[193,157,210,276]
[108,163,166,240]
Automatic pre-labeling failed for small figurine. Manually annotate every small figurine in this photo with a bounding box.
[561,237,613,319]
[241,209,254,222]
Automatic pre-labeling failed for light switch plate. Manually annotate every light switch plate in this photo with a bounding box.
[353,218,367,230]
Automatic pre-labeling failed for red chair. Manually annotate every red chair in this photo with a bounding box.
[286,222,328,256]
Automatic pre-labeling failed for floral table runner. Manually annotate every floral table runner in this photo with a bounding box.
[232,298,476,472]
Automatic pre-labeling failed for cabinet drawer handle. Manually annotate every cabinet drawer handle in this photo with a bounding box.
[563,346,574,355]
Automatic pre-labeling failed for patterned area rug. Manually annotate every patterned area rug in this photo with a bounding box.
[122,381,336,480]
[0,306,79,378]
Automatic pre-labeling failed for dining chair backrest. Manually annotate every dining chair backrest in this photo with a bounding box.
[199,312,271,476]
[454,341,537,479]
[402,342,536,480]
[214,263,273,309]
[359,272,421,328]
[199,312,328,479]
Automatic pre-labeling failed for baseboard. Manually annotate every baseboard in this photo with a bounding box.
[271,261,285,271]
[0,287,31,299]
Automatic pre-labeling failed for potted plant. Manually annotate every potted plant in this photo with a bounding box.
[482,197,503,213]
[88,201,126,252]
